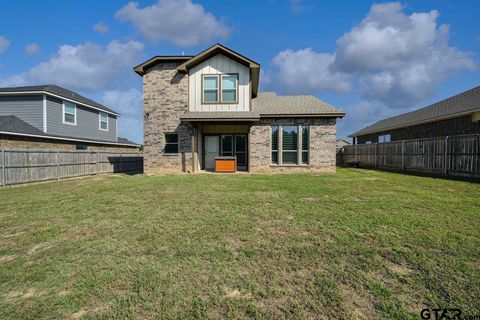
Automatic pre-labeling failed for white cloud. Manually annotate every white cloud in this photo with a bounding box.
[102,88,143,143]
[25,43,40,55]
[0,36,10,54]
[115,0,230,46]
[290,0,312,13]
[270,2,475,109]
[1,40,143,91]
[94,22,109,34]
[272,48,351,94]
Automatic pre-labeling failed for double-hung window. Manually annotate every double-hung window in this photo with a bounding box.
[164,133,179,154]
[271,125,309,165]
[221,75,237,103]
[202,74,238,103]
[378,134,391,143]
[203,76,219,103]
[99,112,108,131]
[63,102,76,125]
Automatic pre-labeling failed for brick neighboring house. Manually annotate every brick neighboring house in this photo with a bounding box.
[134,44,345,174]
[0,85,139,151]
[350,86,480,144]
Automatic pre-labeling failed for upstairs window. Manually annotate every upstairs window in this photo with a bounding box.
[203,76,219,103]
[164,133,179,154]
[99,112,108,131]
[221,75,238,103]
[63,102,76,125]
[202,74,238,104]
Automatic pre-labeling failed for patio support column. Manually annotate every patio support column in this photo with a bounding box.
[278,125,283,165]
[297,125,302,165]
[191,125,196,173]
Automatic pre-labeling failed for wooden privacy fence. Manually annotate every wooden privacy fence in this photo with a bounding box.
[1,148,143,187]
[342,134,480,178]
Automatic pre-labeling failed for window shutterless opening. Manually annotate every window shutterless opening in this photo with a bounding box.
[99,112,108,131]
[63,102,76,125]
[202,74,238,104]
[164,133,179,154]
[271,125,309,165]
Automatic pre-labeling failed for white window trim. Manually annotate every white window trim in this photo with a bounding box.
[99,112,109,131]
[62,101,77,125]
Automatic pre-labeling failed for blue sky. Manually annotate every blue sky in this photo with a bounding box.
[0,0,479,143]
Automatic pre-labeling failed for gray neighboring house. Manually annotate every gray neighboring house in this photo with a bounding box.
[134,44,345,174]
[0,85,139,151]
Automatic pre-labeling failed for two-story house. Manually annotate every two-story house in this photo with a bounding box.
[134,44,345,173]
[0,85,139,151]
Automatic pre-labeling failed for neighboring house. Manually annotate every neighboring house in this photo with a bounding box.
[350,86,480,144]
[0,85,139,151]
[134,44,345,174]
[336,139,350,150]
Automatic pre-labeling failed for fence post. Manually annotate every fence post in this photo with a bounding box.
[1,148,5,189]
[402,140,405,170]
[374,143,377,168]
[444,136,449,176]
[56,150,60,180]
[120,154,123,173]
[96,152,99,174]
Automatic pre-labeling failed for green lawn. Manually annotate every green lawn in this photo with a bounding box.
[0,168,479,319]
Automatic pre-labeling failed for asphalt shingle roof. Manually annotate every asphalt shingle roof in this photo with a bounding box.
[350,85,480,137]
[180,92,344,120]
[0,115,138,146]
[253,92,345,116]
[0,85,119,115]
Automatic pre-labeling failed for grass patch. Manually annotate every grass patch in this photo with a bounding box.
[0,168,479,319]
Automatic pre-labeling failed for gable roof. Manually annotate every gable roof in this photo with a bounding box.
[350,85,480,137]
[252,92,345,117]
[0,85,120,116]
[0,115,139,147]
[134,44,261,97]
[133,56,193,76]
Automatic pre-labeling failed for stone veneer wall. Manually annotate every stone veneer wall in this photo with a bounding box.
[143,62,192,174]
[0,134,139,153]
[249,118,337,173]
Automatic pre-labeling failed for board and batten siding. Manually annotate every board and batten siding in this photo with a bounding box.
[0,95,44,130]
[188,54,251,112]
[46,96,117,142]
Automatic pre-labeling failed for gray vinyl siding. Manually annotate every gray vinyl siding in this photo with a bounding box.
[0,95,44,130]
[46,96,117,142]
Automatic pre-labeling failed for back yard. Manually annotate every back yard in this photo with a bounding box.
[0,168,479,319]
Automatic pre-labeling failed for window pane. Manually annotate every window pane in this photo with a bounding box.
[165,144,178,154]
[282,126,298,151]
[302,126,309,150]
[282,151,297,164]
[100,121,108,130]
[65,103,75,115]
[222,75,236,89]
[100,112,108,122]
[302,151,309,164]
[222,90,236,102]
[204,90,218,102]
[64,113,75,124]
[272,151,278,164]
[203,76,218,89]
[235,135,246,152]
[165,133,178,143]
[271,126,279,151]
[221,135,233,155]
